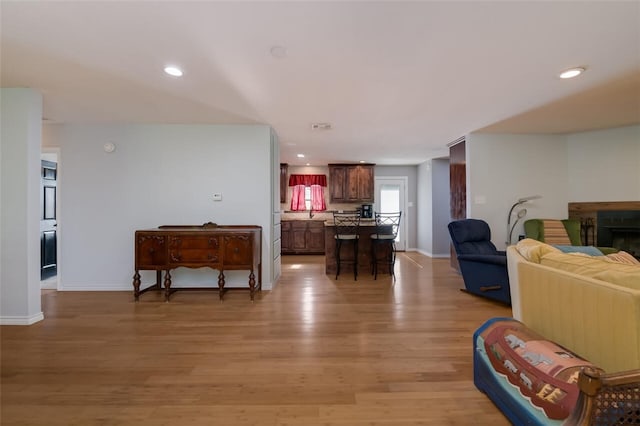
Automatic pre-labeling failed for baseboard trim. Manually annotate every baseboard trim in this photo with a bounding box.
[57,282,274,292]
[415,249,450,258]
[0,312,44,325]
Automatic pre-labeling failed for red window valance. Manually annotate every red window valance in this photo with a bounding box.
[288,174,327,187]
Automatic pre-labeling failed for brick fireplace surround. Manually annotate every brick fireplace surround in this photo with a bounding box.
[569,201,640,258]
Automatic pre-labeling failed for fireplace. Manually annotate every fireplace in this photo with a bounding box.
[597,210,640,258]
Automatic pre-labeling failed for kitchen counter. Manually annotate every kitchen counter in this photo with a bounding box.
[323,219,376,226]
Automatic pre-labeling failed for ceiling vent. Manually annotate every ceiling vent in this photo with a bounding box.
[311,122,332,130]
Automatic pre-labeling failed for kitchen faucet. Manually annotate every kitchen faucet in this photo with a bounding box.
[309,209,314,219]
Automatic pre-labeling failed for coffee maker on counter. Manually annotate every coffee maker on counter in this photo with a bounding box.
[360,204,373,218]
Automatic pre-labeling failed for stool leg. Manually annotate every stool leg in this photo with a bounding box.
[370,242,375,275]
[335,239,342,279]
[353,239,358,281]
[389,241,396,281]
[373,241,378,280]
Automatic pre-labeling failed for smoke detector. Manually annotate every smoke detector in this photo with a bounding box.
[311,122,332,130]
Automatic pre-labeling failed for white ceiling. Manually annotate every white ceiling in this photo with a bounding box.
[2,1,639,166]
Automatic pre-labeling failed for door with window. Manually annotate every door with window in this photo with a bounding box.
[40,160,57,280]
[374,177,407,251]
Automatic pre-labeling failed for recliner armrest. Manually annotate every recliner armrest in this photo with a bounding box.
[458,254,507,267]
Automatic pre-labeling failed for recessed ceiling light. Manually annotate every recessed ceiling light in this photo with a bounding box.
[164,66,183,77]
[306,163,310,166]
[359,160,366,163]
[559,67,585,79]
[270,46,287,59]
[297,154,305,158]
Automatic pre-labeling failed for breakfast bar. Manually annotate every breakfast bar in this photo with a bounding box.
[324,219,391,277]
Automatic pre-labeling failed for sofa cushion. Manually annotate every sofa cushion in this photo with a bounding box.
[553,245,603,256]
[515,238,561,263]
[540,251,640,290]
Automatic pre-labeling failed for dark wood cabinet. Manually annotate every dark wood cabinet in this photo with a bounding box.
[133,224,261,301]
[281,221,292,252]
[281,220,325,254]
[355,165,374,202]
[307,221,325,252]
[280,163,288,204]
[329,165,348,202]
[329,164,374,202]
[449,138,466,272]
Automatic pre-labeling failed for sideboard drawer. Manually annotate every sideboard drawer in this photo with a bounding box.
[168,235,220,263]
[135,234,167,268]
[223,234,254,266]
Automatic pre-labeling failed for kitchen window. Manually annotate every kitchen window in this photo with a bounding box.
[289,174,327,212]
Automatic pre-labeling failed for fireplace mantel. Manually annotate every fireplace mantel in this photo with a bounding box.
[568,201,640,256]
[568,201,640,215]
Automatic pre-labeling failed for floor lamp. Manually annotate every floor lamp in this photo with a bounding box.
[506,195,542,246]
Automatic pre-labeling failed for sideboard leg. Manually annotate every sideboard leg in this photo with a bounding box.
[133,271,141,301]
[218,271,225,301]
[249,271,256,301]
[164,270,172,302]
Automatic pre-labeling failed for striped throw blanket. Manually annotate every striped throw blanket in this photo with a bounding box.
[542,220,571,245]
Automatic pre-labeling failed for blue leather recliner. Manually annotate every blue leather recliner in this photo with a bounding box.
[447,219,511,305]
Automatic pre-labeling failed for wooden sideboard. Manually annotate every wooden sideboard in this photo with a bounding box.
[133,224,262,301]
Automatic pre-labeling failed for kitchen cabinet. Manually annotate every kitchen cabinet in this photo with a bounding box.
[329,164,375,202]
[281,220,325,254]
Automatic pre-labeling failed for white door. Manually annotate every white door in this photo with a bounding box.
[374,177,407,251]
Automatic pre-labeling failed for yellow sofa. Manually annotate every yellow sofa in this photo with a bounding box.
[506,239,640,373]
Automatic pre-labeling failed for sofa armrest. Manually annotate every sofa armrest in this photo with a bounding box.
[506,246,525,320]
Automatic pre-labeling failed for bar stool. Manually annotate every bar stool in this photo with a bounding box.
[333,211,361,280]
[370,212,402,280]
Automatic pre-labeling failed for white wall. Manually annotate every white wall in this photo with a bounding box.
[465,125,640,249]
[431,158,451,256]
[0,88,44,324]
[416,161,432,255]
[42,124,276,291]
[415,159,450,257]
[466,133,568,249]
[568,125,640,201]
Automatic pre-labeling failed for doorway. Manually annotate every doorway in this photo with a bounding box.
[374,177,407,251]
[41,151,59,289]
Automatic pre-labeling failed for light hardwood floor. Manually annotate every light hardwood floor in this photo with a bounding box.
[1,253,511,425]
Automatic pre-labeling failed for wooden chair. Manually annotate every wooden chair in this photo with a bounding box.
[565,367,640,425]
